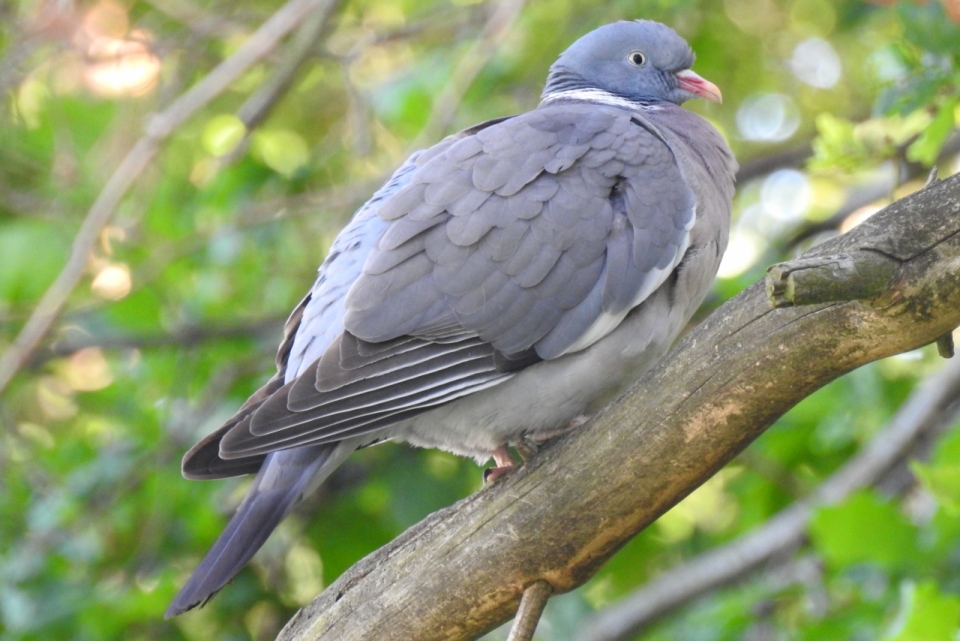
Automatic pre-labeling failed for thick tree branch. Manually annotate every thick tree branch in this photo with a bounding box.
[579,353,960,641]
[0,0,337,396]
[276,176,960,639]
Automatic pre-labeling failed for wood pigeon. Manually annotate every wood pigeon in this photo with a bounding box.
[166,19,737,617]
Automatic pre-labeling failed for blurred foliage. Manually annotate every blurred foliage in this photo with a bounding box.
[1,0,960,640]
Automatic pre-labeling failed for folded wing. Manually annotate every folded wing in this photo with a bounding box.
[185,104,697,470]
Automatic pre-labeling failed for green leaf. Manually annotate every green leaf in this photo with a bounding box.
[0,220,69,303]
[251,129,309,177]
[201,114,247,157]
[911,427,960,514]
[931,425,960,465]
[885,581,960,641]
[899,2,960,56]
[912,462,960,515]
[810,113,866,172]
[907,99,957,167]
[808,490,917,571]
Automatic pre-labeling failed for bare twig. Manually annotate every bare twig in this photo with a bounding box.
[143,0,249,38]
[143,0,337,141]
[409,0,526,149]
[0,0,339,396]
[735,145,813,184]
[220,0,342,166]
[29,317,285,367]
[579,357,960,641]
[787,132,960,248]
[367,6,486,48]
[507,581,553,641]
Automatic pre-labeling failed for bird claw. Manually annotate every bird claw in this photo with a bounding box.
[485,415,595,481]
[483,465,516,483]
[484,444,517,483]
[516,438,539,462]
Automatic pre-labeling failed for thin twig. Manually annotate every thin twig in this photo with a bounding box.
[143,0,337,140]
[28,317,285,368]
[409,0,526,150]
[787,133,960,249]
[143,0,249,39]
[221,1,342,166]
[507,580,553,641]
[735,145,813,185]
[580,357,960,641]
[0,0,338,396]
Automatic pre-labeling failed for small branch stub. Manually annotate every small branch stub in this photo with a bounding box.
[506,580,553,641]
[765,252,899,308]
[937,331,955,359]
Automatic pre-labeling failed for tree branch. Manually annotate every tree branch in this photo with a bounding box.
[220,0,341,166]
[275,174,960,639]
[0,0,338,396]
[506,581,553,641]
[579,351,960,641]
[408,0,526,149]
[27,317,285,368]
[735,145,812,184]
[786,132,960,248]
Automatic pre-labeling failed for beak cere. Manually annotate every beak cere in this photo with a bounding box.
[675,69,723,103]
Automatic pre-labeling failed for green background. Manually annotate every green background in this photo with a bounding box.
[1,0,960,639]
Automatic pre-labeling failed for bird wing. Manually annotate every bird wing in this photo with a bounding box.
[345,103,696,357]
[195,104,696,463]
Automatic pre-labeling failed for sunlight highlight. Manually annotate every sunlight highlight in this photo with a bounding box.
[91,264,132,300]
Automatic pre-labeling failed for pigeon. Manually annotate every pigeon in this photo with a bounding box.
[166,19,736,617]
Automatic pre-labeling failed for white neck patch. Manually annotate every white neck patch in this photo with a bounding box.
[540,89,661,111]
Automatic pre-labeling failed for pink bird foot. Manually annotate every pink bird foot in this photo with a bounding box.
[483,445,517,483]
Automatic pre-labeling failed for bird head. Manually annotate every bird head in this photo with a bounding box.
[543,20,722,105]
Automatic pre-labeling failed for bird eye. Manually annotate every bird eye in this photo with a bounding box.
[628,51,646,66]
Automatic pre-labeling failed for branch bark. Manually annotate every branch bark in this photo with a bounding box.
[275,173,960,639]
[579,350,960,641]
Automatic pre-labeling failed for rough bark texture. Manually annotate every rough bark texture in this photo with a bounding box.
[278,174,960,641]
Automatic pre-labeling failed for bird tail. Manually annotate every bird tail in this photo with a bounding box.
[165,441,353,617]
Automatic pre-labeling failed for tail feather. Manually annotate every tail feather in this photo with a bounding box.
[166,441,353,617]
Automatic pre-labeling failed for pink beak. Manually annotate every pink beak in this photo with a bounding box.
[675,69,722,103]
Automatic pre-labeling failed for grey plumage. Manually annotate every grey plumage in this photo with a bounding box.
[167,19,736,617]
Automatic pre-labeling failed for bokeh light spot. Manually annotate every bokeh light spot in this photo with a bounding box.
[789,37,842,88]
[717,230,762,279]
[83,34,160,97]
[737,93,800,142]
[761,169,811,221]
[252,129,310,177]
[60,348,114,392]
[91,264,132,300]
